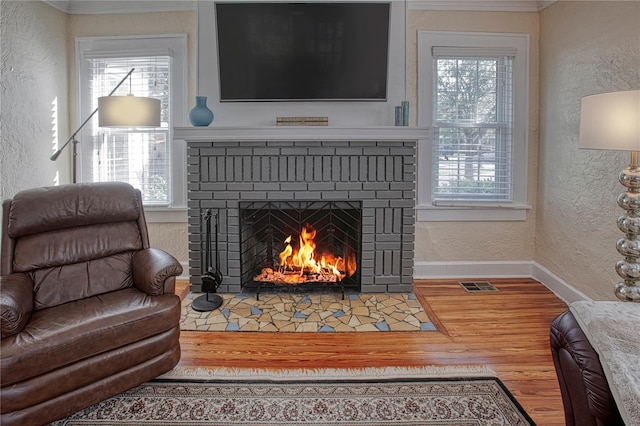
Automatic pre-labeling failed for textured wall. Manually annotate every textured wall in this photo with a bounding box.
[147,222,189,264]
[407,10,540,262]
[67,11,197,263]
[10,3,637,296]
[1,5,540,266]
[67,10,197,121]
[537,1,640,300]
[0,1,69,201]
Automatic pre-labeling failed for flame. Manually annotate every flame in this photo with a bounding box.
[346,251,357,276]
[279,236,292,265]
[276,224,356,282]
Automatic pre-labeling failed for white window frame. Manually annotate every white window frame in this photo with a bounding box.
[417,31,530,221]
[76,34,188,222]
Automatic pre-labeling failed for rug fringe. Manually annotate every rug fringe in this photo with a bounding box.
[158,365,496,381]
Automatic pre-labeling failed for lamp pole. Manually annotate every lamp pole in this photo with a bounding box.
[50,67,136,183]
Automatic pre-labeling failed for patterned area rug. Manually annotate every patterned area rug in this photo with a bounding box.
[52,367,534,425]
[181,293,436,332]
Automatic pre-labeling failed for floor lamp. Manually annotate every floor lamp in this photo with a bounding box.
[50,67,161,183]
[579,89,640,302]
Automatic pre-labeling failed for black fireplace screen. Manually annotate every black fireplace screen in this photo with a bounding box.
[239,200,362,292]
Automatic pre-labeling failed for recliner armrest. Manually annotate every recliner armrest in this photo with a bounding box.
[132,248,183,296]
[0,273,33,338]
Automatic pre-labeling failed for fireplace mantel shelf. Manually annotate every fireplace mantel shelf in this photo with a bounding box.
[174,126,429,142]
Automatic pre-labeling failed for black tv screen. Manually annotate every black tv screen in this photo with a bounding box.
[216,2,390,102]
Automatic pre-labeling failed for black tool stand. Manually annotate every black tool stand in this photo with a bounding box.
[191,292,223,311]
[191,276,223,311]
[192,209,224,312]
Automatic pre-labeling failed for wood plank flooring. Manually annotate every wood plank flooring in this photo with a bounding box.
[175,277,569,425]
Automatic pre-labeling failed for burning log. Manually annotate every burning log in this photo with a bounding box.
[253,223,356,285]
[253,267,339,284]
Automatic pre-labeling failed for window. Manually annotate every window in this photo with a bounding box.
[417,32,529,221]
[77,35,187,218]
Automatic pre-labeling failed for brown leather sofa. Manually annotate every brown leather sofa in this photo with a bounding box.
[0,182,183,426]
[550,310,624,426]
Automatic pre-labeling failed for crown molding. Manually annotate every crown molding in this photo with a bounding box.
[45,0,554,14]
[42,1,69,13]
[43,1,196,15]
[408,1,555,12]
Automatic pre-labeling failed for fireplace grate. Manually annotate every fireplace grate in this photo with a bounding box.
[459,281,499,292]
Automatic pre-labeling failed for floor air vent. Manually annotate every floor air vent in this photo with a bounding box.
[459,281,499,293]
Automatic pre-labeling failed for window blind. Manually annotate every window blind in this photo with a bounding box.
[431,52,514,202]
[431,46,518,57]
[87,56,171,205]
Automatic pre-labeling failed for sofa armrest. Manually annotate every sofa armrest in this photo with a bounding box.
[132,248,183,296]
[550,310,624,426]
[1,273,33,339]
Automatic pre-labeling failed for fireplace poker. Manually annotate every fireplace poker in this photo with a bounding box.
[192,209,224,311]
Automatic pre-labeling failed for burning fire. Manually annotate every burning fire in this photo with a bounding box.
[254,224,357,284]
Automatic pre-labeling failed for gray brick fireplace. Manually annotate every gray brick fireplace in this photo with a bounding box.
[175,127,427,294]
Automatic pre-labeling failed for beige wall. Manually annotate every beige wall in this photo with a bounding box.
[67,11,197,263]
[67,10,197,123]
[6,2,639,297]
[64,8,544,267]
[537,1,640,300]
[0,6,541,269]
[0,3,195,263]
[407,10,540,262]
[0,1,69,200]
[146,222,189,263]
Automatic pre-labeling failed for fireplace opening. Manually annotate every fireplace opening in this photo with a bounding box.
[239,201,362,297]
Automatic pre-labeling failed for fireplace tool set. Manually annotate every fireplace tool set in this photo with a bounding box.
[191,209,224,311]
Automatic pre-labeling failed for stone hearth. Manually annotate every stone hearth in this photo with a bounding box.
[174,127,427,294]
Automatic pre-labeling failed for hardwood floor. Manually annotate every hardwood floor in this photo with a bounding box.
[175,277,569,425]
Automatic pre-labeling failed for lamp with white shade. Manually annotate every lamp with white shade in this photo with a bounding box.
[98,94,160,128]
[50,67,161,182]
[579,89,640,302]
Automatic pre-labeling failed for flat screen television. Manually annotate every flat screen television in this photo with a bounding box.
[215,2,390,102]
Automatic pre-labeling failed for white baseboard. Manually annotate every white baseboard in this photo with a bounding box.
[413,260,534,279]
[178,259,590,304]
[414,260,590,304]
[531,263,591,304]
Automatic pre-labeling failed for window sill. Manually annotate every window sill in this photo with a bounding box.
[143,207,187,223]
[416,204,531,222]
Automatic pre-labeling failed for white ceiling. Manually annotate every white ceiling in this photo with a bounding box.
[44,0,554,15]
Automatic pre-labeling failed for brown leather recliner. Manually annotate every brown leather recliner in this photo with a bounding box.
[550,310,624,426]
[0,182,183,426]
